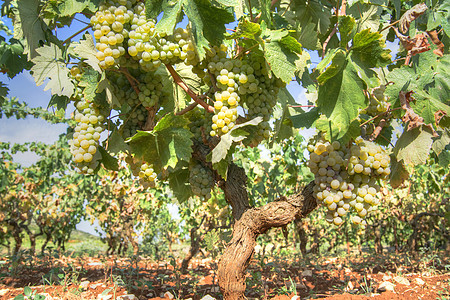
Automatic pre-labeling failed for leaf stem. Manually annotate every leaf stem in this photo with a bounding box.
[175,101,199,116]
[248,0,254,21]
[379,20,400,33]
[62,25,91,45]
[165,64,214,113]
[359,107,401,127]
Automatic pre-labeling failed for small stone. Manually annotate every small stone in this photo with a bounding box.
[344,268,352,274]
[382,274,391,281]
[377,281,395,292]
[79,280,90,289]
[200,295,216,300]
[393,276,410,286]
[370,293,381,297]
[414,278,425,285]
[117,294,137,300]
[345,281,354,291]
[291,296,301,300]
[98,295,112,300]
[90,283,103,289]
[211,286,220,293]
[0,289,8,296]
[302,270,313,277]
[164,291,175,299]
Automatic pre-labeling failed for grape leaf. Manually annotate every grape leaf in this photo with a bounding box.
[351,29,391,68]
[317,49,346,85]
[47,0,100,17]
[14,0,48,59]
[106,130,131,155]
[288,0,331,35]
[171,63,202,113]
[339,16,356,47]
[0,38,31,78]
[98,146,118,171]
[229,19,261,40]
[431,129,450,156]
[316,58,367,140]
[393,125,434,166]
[127,113,193,171]
[211,117,262,165]
[298,22,321,50]
[183,0,234,60]
[272,87,296,143]
[30,44,75,98]
[168,167,192,203]
[78,67,100,102]
[290,107,320,129]
[153,0,183,34]
[389,157,410,188]
[264,38,299,83]
[72,34,102,73]
[97,73,120,107]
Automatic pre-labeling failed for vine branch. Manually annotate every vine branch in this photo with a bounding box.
[165,64,214,113]
[62,25,91,45]
[175,101,199,116]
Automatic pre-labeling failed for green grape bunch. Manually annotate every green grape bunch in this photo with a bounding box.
[189,161,214,200]
[69,99,106,174]
[307,136,391,226]
[192,45,284,143]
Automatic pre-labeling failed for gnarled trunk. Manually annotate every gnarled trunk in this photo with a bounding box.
[218,177,316,299]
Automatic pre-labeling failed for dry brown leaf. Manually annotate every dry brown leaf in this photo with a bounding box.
[399,3,428,34]
[427,30,445,57]
[434,110,447,125]
[399,91,437,136]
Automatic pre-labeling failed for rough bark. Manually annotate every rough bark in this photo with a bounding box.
[218,181,317,299]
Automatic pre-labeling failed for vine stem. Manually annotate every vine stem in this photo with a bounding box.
[248,0,254,21]
[359,106,401,127]
[379,19,400,33]
[175,101,199,116]
[118,67,140,95]
[289,105,316,108]
[62,25,91,45]
[165,64,214,113]
[322,0,347,58]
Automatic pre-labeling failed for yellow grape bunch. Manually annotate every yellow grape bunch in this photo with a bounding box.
[90,0,198,70]
[69,99,106,174]
[307,137,391,226]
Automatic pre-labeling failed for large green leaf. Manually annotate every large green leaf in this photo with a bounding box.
[72,34,102,73]
[14,0,48,59]
[351,29,391,68]
[316,58,367,140]
[290,107,320,128]
[317,49,346,85]
[153,0,183,34]
[211,117,262,165]
[31,44,75,97]
[127,113,193,171]
[47,0,100,17]
[0,38,31,78]
[393,126,434,166]
[168,167,192,203]
[183,0,234,60]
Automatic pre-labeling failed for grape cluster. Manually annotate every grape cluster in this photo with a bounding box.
[126,156,157,188]
[362,85,389,116]
[69,66,84,101]
[107,69,167,138]
[90,0,131,69]
[187,108,208,141]
[189,161,214,200]
[193,45,284,141]
[69,99,106,174]
[137,72,164,108]
[91,0,198,70]
[128,24,198,70]
[307,137,391,226]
